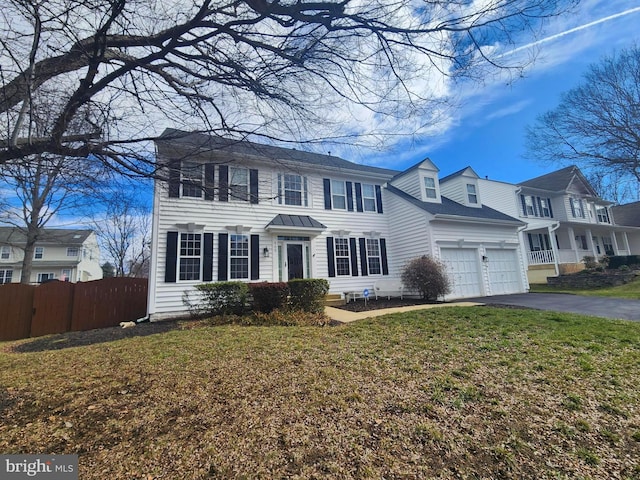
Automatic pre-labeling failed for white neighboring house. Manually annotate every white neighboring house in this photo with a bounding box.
[148,130,529,319]
[0,227,103,284]
[611,201,640,253]
[479,165,640,283]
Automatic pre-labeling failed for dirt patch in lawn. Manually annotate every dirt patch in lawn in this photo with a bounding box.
[337,297,443,311]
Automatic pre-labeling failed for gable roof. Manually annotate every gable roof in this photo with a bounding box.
[390,157,439,182]
[0,227,93,246]
[611,201,640,227]
[156,129,399,178]
[519,165,597,196]
[385,185,523,224]
[440,166,480,184]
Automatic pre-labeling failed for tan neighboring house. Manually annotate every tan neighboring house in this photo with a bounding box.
[0,227,103,284]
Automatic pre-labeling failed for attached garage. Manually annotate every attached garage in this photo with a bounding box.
[440,248,483,298]
[485,248,522,295]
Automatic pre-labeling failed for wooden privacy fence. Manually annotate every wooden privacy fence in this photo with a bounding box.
[0,278,148,341]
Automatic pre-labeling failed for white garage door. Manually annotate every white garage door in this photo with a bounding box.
[440,248,482,298]
[486,249,521,295]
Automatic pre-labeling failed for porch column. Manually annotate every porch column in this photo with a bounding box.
[611,229,620,255]
[622,231,631,253]
[548,225,559,276]
[586,228,596,258]
[567,226,579,263]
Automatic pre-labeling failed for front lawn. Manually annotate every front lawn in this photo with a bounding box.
[530,276,640,299]
[1,307,639,479]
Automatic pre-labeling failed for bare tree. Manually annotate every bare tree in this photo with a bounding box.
[1,0,577,175]
[93,193,151,277]
[525,44,640,203]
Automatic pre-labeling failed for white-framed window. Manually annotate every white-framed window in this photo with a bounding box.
[366,238,382,275]
[575,235,588,250]
[229,167,249,201]
[0,269,12,284]
[603,237,614,255]
[61,269,72,281]
[178,232,202,281]
[362,184,377,212]
[230,234,249,279]
[596,206,610,223]
[540,198,551,217]
[524,196,535,216]
[466,184,478,204]
[423,177,437,199]
[571,198,584,218]
[1,246,10,259]
[331,180,346,210]
[279,173,308,206]
[181,161,204,198]
[37,272,54,283]
[67,247,79,257]
[334,238,351,276]
[34,247,44,259]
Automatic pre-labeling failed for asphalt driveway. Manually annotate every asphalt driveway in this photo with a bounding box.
[468,293,640,321]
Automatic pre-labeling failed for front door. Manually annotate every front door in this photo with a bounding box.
[287,243,304,280]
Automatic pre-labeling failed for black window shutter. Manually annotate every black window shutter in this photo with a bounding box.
[219,165,229,202]
[323,179,332,210]
[380,238,389,275]
[203,233,214,281]
[250,169,259,204]
[359,238,368,276]
[346,182,354,212]
[168,161,180,198]
[204,164,215,200]
[349,238,358,276]
[218,233,228,280]
[250,234,260,280]
[165,231,178,282]
[375,185,383,213]
[520,195,528,216]
[355,183,363,212]
[326,237,335,277]
[547,198,554,218]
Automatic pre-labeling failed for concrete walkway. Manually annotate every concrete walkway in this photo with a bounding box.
[325,301,482,323]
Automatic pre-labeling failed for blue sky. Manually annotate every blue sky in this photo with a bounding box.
[364,1,640,185]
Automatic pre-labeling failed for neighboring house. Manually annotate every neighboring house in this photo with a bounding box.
[479,165,640,283]
[149,129,529,319]
[611,201,640,253]
[0,227,103,284]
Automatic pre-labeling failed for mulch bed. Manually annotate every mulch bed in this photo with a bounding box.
[336,297,442,312]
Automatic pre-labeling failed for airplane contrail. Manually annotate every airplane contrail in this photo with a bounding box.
[500,6,640,57]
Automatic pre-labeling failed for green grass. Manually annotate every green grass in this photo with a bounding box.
[1,306,640,479]
[530,276,640,298]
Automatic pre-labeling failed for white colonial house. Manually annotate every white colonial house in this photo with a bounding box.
[0,227,103,284]
[478,165,640,283]
[148,129,530,319]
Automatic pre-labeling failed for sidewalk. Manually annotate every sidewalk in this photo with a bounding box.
[325,301,483,323]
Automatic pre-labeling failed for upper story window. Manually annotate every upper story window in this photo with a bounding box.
[570,197,584,218]
[362,184,377,212]
[1,246,10,259]
[331,180,347,210]
[539,198,551,217]
[466,184,478,204]
[524,196,535,216]
[229,167,249,201]
[279,173,308,207]
[424,177,437,199]
[179,233,201,281]
[34,247,44,259]
[596,206,610,223]
[181,161,204,198]
[67,247,79,257]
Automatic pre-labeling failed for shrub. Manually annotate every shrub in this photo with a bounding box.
[288,278,329,313]
[248,282,289,313]
[583,256,598,269]
[608,255,640,269]
[401,255,451,300]
[183,281,248,316]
